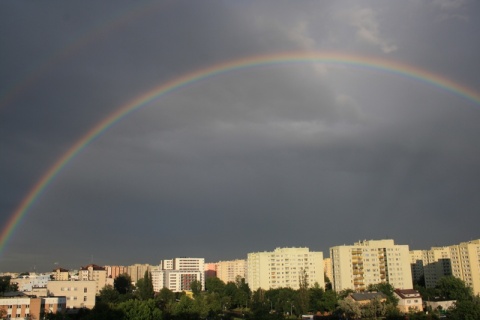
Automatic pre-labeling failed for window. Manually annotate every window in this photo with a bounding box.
[84,288,87,293]
[84,296,87,302]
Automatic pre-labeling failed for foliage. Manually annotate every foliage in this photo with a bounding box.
[367,282,398,306]
[435,275,473,301]
[447,296,480,320]
[98,284,120,304]
[297,268,310,315]
[117,299,162,320]
[190,279,202,297]
[205,276,226,294]
[114,273,133,295]
[337,298,362,319]
[136,271,154,300]
[155,287,176,313]
[0,276,18,294]
[361,296,386,319]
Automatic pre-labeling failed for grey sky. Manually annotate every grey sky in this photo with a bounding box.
[1,0,479,272]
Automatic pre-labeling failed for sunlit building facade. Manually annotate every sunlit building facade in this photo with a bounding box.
[247,247,324,290]
[330,239,413,292]
[411,239,480,295]
[215,259,247,284]
[152,258,205,292]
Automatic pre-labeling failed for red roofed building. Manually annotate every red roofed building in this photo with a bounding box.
[394,288,423,313]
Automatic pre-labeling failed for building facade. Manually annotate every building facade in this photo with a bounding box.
[410,239,480,295]
[79,264,107,295]
[152,258,205,292]
[394,289,422,313]
[247,247,324,290]
[47,280,96,309]
[330,239,413,292]
[215,259,247,284]
[127,264,151,283]
[0,296,66,320]
[104,265,128,280]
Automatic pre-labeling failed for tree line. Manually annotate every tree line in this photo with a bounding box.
[2,273,479,319]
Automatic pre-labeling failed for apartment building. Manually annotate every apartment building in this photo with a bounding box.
[127,264,151,283]
[411,239,480,295]
[0,295,66,320]
[52,268,69,281]
[449,239,480,295]
[324,258,333,284]
[151,258,205,292]
[204,263,217,279]
[104,265,128,280]
[11,273,50,292]
[247,247,324,290]
[215,259,247,284]
[78,264,107,295]
[330,239,413,292]
[47,280,96,309]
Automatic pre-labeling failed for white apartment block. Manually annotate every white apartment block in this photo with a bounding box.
[152,258,205,292]
[330,239,413,292]
[247,247,324,290]
[411,239,480,295]
[215,259,247,284]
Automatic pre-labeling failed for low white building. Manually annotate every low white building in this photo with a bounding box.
[394,289,423,313]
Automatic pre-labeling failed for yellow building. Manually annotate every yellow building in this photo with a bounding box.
[52,267,70,281]
[47,280,96,309]
[215,259,247,284]
[330,239,413,292]
[409,239,480,295]
[324,258,333,284]
[247,247,324,290]
[78,264,107,295]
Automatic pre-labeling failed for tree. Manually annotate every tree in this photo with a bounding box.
[98,285,120,304]
[136,271,154,300]
[309,282,325,313]
[367,282,398,306]
[0,276,18,294]
[156,287,176,313]
[448,296,480,320]
[205,277,225,294]
[117,299,162,320]
[297,268,310,315]
[435,276,473,301]
[190,280,202,297]
[362,296,386,319]
[337,298,361,319]
[114,274,133,295]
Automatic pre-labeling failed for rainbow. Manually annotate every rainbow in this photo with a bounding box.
[1,51,480,258]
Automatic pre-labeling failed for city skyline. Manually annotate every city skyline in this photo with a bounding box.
[1,1,480,272]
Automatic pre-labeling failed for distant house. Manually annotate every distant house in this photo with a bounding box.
[394,288,423,313]
[346,292,387,305]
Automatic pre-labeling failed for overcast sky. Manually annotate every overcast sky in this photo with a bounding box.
[1,0,480,272]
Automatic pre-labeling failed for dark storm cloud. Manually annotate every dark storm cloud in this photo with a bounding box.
[1,0,480,271]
